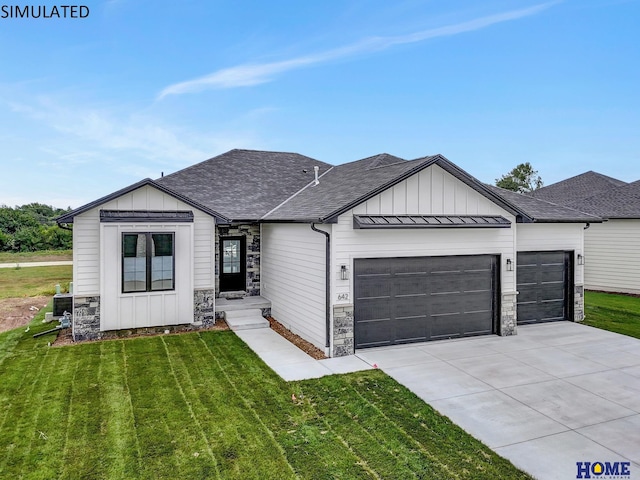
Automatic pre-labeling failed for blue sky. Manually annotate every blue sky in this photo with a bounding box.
[1,0,639,208]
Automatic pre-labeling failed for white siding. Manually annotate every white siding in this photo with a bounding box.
[101,222,194,330]
[336,164,518,304]
[261,223,327,350]
[73,184,214,295]
[584,219,640,294]
[516,223,585,285]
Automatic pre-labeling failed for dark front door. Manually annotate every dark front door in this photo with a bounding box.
[220,236,246,292]
[354,254,498,349]
[516,251,573,324]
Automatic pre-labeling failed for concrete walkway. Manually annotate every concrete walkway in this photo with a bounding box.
[0,260,72,269]
[356,322,640,480]
[234,328,372,381]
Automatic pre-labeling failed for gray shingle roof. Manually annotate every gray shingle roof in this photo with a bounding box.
[531,171,627,205]
[263,154,428,221]
[485,185,601,223]
[59,149,602,225]
[156,149,332,221]
[566,180,640,219]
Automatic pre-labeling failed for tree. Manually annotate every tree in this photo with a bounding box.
[495,162,543,193]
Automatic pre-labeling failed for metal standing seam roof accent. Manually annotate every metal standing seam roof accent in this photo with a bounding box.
[353,214,512,229]
[100,210,194,223]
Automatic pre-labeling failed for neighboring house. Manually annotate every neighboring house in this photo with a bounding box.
[532,173,640,294]
[57,149,599,357]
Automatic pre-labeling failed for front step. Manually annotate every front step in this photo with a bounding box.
[225,309,269,331]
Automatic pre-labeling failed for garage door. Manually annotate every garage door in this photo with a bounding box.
[516,251,572,324]
[354,255,498,349]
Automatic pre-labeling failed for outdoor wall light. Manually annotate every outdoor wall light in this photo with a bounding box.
[577,254,584,265]
[340,265,349,280]
[506,258,513,271]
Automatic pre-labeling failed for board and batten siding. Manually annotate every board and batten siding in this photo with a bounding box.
[516,223,584,285]
[332,164,518,305]
[261,223,327,350]
[584,219,640,294]
[101,222,194,330]
[72,184,215,296]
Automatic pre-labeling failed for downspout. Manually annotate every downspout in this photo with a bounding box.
[310,223,331,357]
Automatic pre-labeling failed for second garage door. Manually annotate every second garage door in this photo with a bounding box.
[354,255,498,349]
[516,251,572,324]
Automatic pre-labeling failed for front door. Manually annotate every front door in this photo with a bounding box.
[220,236,246,292]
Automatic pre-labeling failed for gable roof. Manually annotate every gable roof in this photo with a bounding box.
[485,185,601,223]
[565,180,640,219]
[59,149,601,226]
[263,153,589,223]
[531,171,627,205]
[56,178,229,224]
[156,149,332,221]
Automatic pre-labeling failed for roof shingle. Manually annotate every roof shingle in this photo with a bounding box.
[485,185,601,223]
[531,171,627,205]
[156,149,332,220]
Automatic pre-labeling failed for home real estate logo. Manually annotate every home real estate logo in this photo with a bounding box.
[1,4,89,19]
[576,461,631,479]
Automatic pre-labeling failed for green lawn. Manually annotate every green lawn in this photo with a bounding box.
[584,290,640,339]
[0,308,530,479]
[0,265,72,298]
[0,250,72,263]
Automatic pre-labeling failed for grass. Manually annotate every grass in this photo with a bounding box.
[0,250,72,263]
[0,265,72,298]
[584,290,640,339]
[0,309,531,479]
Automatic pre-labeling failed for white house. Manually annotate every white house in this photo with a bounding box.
[58,150,599,356]
[532,172,640,295]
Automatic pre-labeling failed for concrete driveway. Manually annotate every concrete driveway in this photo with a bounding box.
[356,322,640,480]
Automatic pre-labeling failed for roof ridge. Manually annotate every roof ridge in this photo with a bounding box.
[158,148,332,181]
[261,166,335,219]
[487,184,601,220]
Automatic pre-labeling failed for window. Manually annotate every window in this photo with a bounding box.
[122,232,174,293]
[222,239,242,273]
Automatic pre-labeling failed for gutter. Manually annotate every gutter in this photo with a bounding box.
[310,223,331,357]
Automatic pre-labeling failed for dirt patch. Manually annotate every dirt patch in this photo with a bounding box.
[0,296,48,334]
[267,316,327,360]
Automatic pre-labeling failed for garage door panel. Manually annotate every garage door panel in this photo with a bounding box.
[429,294,462,316]
[395,297,428,318]
[516,267,538,285]
[393,256,430,273]
[356,319,393,348]
[461,272,495,292]
[356,298,391,321]
[393,275,428,296]
[355,258,393,275]
[395,317,428,343]
[355,255,497,348]
[540,252,565,264]
[518,302,565,324]
[516,251,571,325]
[355,275,391,299]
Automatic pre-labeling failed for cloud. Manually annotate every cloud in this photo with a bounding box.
[158,2,558,98]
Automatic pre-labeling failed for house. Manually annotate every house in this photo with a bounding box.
[532,172,640,294]
[57,149,599,357]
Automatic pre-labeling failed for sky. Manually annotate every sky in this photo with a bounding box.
[1,0,639,209]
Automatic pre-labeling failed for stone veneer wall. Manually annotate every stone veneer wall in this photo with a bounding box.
[73,295,102,341]
[574,285,585,321]
[333,304,354,357]
[500,293,517,336]
[215,224,261,296]
[194,289,215,326]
